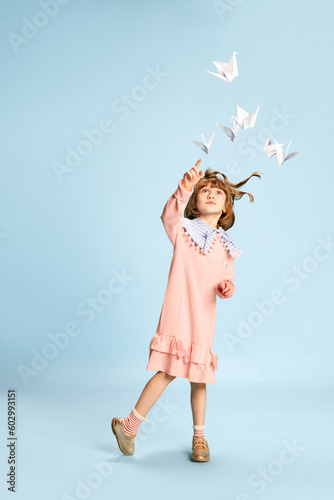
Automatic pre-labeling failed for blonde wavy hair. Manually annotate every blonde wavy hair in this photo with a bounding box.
[184,168,263,230]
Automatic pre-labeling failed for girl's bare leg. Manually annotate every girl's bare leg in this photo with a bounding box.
[190,382,207,425]
[133,371,176,417]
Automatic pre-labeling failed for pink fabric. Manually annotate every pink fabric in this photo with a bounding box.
[146,179,235,385]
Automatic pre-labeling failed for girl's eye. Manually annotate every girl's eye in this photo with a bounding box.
[202,189,223,194]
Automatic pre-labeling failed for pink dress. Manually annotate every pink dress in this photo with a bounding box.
[146,178,237,384]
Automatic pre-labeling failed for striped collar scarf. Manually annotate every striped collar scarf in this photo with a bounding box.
[181,217,242,257]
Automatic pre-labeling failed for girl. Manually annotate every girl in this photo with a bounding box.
[112,159,262,462]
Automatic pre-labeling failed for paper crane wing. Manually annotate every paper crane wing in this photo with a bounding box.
[207,132,216,148]
[216,124,237,142]
[189,140,208,154]
[274,141,285,165]
[224,51,239,82]
[284,152,300,162]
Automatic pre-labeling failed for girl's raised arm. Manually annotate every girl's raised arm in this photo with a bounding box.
[160,160,202,246]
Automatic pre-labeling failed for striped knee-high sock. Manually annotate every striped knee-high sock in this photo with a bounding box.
[123,407,146,435]
[193,424,205,438]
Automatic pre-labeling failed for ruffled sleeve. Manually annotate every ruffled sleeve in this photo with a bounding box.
[160,179,194,246]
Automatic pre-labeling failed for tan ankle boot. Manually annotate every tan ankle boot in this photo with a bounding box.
[191,436,210,462]
[111,417,137,455]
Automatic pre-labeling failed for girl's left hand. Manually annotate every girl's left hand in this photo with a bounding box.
[216,279,235,299]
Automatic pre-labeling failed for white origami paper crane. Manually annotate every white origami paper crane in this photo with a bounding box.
[207,51,239,83]
[263,135,283,158]
[274,139,300,166]
[231,104,260,130]
[189,132,215,154]
[216,120,240,142]
[263,135,300,165]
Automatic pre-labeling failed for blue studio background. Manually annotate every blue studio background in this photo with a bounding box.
[1,0,333,499]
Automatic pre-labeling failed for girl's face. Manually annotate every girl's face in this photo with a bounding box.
[196,183,226,216]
